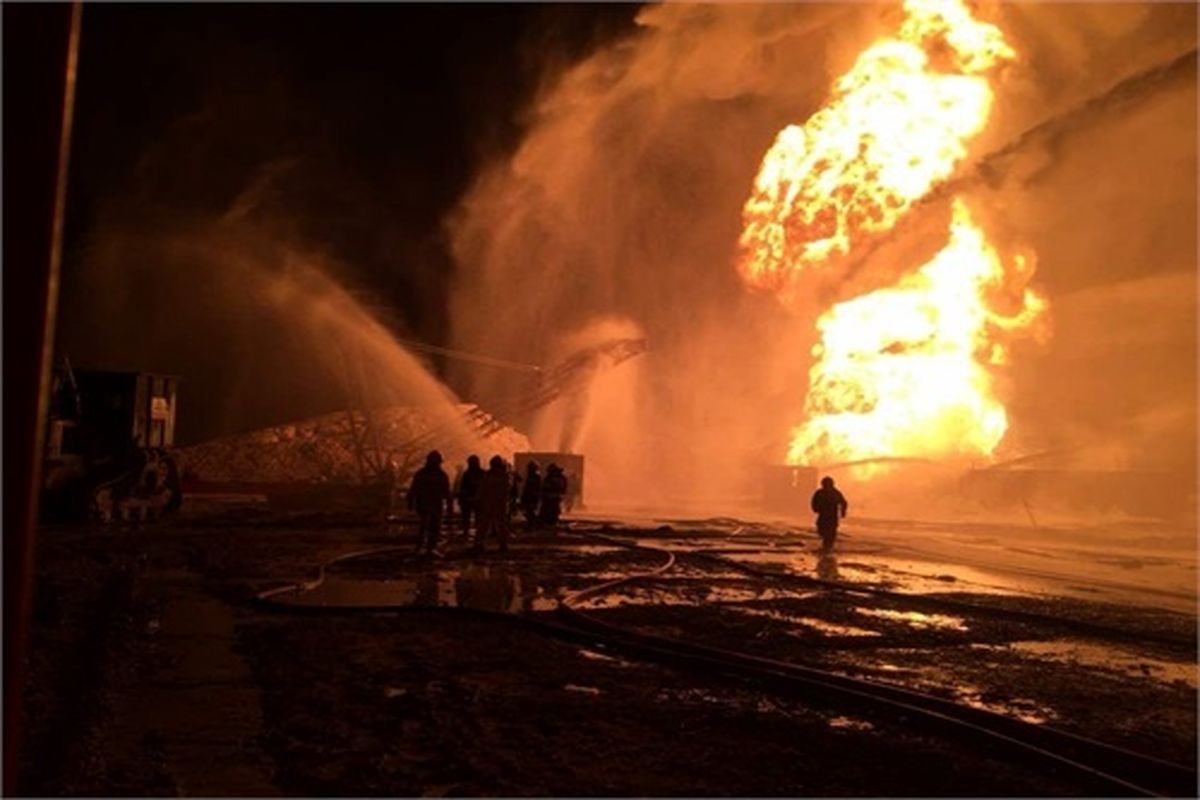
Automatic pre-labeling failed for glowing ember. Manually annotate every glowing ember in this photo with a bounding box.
[737,0,1046,475]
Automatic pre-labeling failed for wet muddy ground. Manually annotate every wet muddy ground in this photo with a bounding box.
[17,509,1198,796]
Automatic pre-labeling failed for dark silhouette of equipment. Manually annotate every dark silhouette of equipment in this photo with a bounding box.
[41,362,182,522]
[384,337,647,482]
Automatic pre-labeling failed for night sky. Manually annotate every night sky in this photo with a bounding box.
[61,3,639,351]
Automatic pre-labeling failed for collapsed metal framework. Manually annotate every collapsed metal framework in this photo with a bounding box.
[374,336,649,478]
[179,336,648,486]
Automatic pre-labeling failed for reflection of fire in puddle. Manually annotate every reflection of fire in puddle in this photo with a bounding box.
[578,649,638,669]
[954,683,1056,725]
[274,565,559,613]
[715,549,1034,597]
[668,564,749,579]
[854,607,969,631]
[575,585,806,610]
[578,572,658,581]
[553,544,626,556]
[828,715,875,731]
[702,586,817,603]
[845,651,1057,724]
[733,606,881,637]
[974,641,1199,689]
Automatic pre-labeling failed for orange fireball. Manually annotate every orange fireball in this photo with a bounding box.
[737,0,1045,476]
[787,200,1046,473]
[738,0,1014,297]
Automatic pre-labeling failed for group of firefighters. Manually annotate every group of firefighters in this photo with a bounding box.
[406,450,569,556]
[407,449,849,557]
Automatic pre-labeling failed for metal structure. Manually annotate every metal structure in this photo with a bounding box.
[42,363,182,522]
[174,335,648,513]
[355,336,647,486]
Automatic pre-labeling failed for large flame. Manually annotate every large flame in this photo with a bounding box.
[738,0,1014,295]
[788,199,1046,471]
[737,0,1046,476]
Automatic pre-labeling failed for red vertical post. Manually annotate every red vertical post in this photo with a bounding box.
[2,2,82,792]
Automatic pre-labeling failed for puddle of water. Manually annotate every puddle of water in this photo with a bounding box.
[976,640,1199,689]
[850,659,1058,724]
[854,607,969,632]
[828,715,876,731]
[732,606,883,637]
[575,585,805,610]
[578,570,685,582]
[953,682,1056,725]
[578,649,638,668]
[669,565,750,579]
[551,544,625,556]
[702,586,813,604]
[715,549,1042,599]
[755,697,786,714]
[841,560,1031,597]
[563,684,602,695]
[275,565,559,613]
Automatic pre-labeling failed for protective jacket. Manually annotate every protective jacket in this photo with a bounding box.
[458,464,485,504]
[477,467,510,518]
[811,486,847,531]
[543,469,566,499]
[408,465,451,515]
[520,472,542,506]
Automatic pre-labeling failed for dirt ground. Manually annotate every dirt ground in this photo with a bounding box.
[16,507,1198,796]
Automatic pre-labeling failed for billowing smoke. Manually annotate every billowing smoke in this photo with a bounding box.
[448,2,1196,514]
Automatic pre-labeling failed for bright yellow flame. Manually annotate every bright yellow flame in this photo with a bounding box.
[736,0,1046,477]
[737,0,1014,296]
[788,200,1046,472]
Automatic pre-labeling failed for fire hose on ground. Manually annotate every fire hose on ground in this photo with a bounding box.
[252,532,1196,797]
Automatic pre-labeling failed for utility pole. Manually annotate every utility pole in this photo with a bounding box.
[3,3,83,792]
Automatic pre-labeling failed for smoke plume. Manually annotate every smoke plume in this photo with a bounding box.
[447,2,1196,512]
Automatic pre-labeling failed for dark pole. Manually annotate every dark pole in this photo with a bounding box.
[3,2,82,792]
